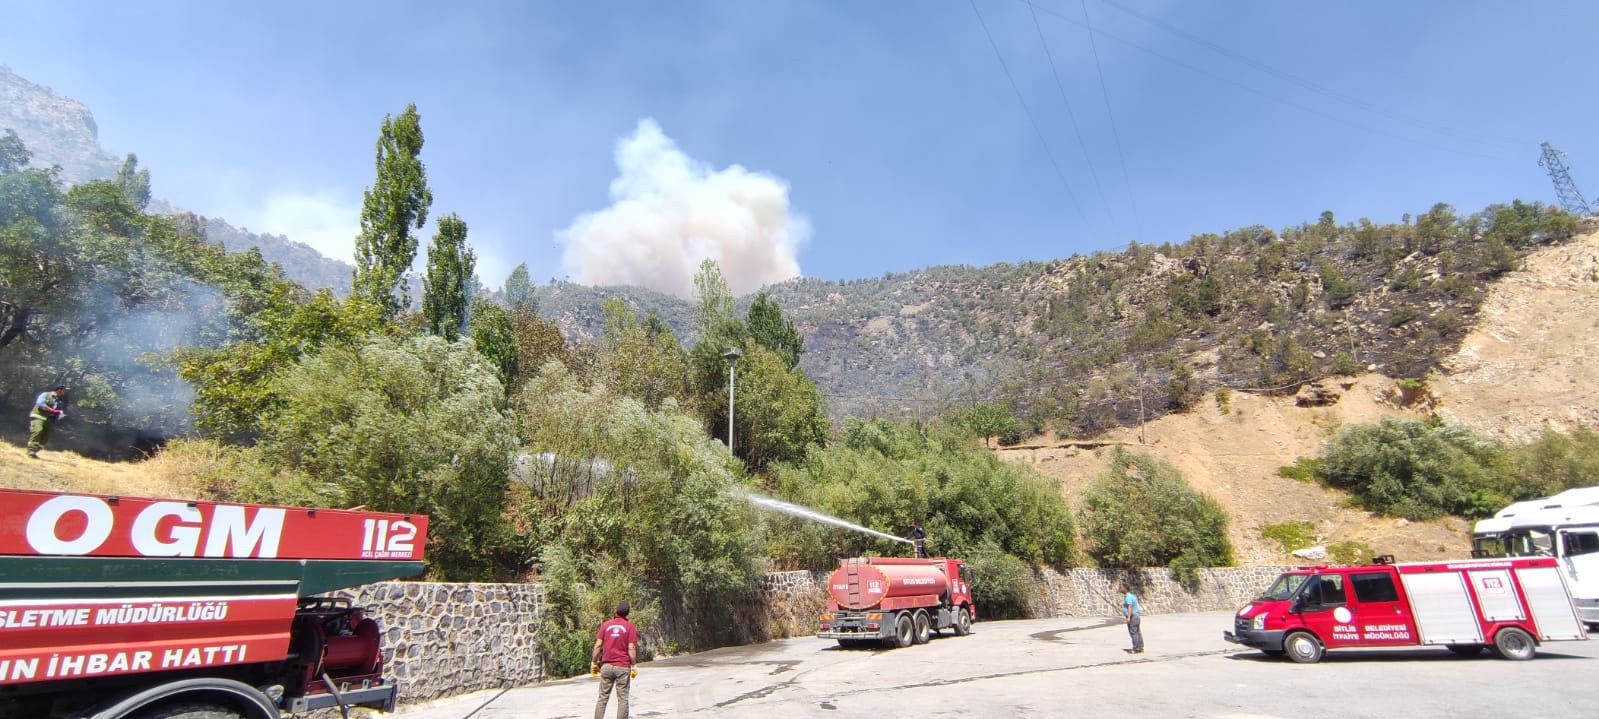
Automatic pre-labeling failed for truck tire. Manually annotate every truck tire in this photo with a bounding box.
[129,702,243,719]
[890,612,915,648]
[912,610,931,644]
[1492,627,1536,660]
[1284,631,1324,664]
[1447,644,1485,657]
[953,607,972,636]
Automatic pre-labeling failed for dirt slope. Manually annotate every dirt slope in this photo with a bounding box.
[1432,229,1599,441]
[999,377,1472,565]
[1001,228,1599,565]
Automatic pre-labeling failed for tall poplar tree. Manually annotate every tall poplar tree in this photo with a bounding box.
[353,104,432,319]
[746,291,803,370]
[503,262,535,310]
[422,213,474,340]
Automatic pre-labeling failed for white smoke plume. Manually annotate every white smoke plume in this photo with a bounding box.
[558,119,808,298]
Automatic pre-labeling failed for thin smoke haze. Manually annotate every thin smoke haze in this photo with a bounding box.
[733,487,911,545]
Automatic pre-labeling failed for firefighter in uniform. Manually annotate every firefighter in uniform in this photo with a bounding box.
[27,385,68,458]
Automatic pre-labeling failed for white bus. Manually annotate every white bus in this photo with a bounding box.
[1472,486,1599,628]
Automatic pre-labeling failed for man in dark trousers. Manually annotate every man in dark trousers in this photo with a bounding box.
[907,521,927,558]
[591,601,638,719]
[1119,581,1144,653]
[26,385,68,458]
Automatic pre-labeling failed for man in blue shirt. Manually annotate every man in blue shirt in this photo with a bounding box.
[1119,581,1143,653]
[26,385,68,458]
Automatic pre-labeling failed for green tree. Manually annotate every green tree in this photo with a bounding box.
[353,103,433,319]
[504,262,535,310]
[468,297,517,389]
[422,213,474,340]
[508,302,570,391]
[0,129,31,173]
[948,402,1018,448]
[264,334,516,579]
[730,344,827,469]
[746,291,803,370]
[1079,448,1233,577]
[515,363,762,664]
[114,153,151,211]
[596,297,691,408]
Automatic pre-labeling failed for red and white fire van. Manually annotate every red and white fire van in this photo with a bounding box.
[1225,555,1587,662]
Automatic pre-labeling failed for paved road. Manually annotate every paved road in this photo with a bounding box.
[394,611,1597,719]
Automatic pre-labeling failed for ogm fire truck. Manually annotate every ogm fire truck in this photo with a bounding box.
[0,488,428,719]
[1224,555,1587,663]
[817,556,974,648]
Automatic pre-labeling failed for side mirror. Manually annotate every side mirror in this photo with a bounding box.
[1289,596,1304,614]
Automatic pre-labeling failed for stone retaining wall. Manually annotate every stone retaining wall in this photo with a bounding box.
[337,581,543,704]
[344,566,1290,706]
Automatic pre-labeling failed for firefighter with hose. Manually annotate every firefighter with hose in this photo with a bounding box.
[907,521,927,558]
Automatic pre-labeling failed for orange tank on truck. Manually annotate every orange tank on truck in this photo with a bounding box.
[818,556,975,649]
[1224,554,1588,663]
[0,488,429,719]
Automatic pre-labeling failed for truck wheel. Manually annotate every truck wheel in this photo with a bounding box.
[953,607,972,636]
[1492,627,1536,660]
[1284,631,1324,664]
[890,612,915,648]
[912,610,931,644]
[130,702,243,719]
[1447,644,1485,657]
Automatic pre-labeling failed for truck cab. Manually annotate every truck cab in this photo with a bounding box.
[1472,488,1599,628]
[1229,562,1417,662]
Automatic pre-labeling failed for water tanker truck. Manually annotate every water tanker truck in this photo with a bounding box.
[818,556,974,648]
[0,488,428,719]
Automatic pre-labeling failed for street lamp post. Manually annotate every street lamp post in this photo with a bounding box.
[722,347,743,455]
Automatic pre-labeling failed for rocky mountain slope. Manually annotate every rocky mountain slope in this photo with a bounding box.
[1000,229,1599,564]
[1,65,121,184]
[1,67,351,295]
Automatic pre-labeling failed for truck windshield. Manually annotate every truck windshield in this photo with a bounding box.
[1258,573,1309,601]
[1474,530,1554,558]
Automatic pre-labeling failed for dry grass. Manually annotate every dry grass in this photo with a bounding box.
[0,441,198,500]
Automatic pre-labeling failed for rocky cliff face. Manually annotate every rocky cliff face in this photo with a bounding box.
[1,66,352,295]
[0,65,122,184]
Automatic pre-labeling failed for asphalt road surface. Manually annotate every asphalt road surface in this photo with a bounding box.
[393,610,1597,719]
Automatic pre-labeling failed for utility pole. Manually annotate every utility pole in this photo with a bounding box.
[1539,141,1595,216]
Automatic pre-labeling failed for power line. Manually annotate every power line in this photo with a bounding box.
[1078,0,1141,234]
[1021,1,1518,165]
[968,0,1086,221]
[1092,0,1522,154]
[1027,1,1115,225]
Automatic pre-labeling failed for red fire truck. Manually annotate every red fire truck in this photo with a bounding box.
[817,556,975,648]
[0,488,428,718]
[1225,555,1587,662]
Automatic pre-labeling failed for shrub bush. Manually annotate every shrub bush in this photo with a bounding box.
[1079,448,1233,570]
[767,419,1074,572]
[1261,521,1316,553]
[1313,417,1509,520]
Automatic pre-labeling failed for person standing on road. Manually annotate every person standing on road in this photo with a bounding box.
[907,521,927,558]
[591,601,638,719]
[26,385,68,458]
[1119,581,1144,653]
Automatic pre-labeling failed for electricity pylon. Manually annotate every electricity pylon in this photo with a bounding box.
[1539,141,1594,216]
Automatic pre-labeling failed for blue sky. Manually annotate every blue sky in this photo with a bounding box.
[4,0,1597,296]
